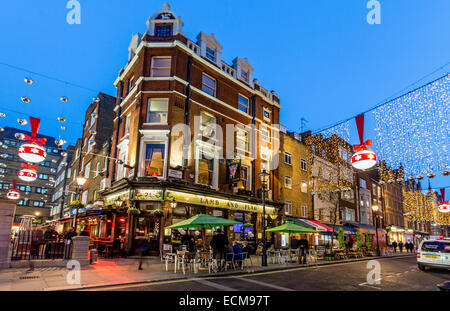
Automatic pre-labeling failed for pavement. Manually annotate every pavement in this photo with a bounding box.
[0,252,421,291]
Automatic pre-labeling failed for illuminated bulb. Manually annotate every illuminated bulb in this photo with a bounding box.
[89,129,97,134]
[60,96,69,103]
[21,97,31,103]
[416,175,424,180]
[17,119,27,125]
[0,128,3,131]
[426,173,435,179]
[93,97,100,102]
[443,170,449,176]
[24,78,34,85]
[57,117,66,122]
[0,113,6,117]
[15,133,25,140]
[60,126,67,130]
[61,152,68,157]
[55,139,67,146]
[396,178,403,183]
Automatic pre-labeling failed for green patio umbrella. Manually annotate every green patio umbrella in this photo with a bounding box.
[167,214,240,250]
[267,222,316,250]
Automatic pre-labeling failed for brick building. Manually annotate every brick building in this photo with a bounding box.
[97,3,283,254]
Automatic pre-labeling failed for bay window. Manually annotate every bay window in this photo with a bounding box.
[151,57,171,77]
[147,98,168,124]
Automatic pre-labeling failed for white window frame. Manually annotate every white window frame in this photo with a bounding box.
[238,94,249,113]
[284,152,292,165]
[285,200,292,216]
[145,98,169,125]
[300,180,308,193]
[301,158,307,171]
[200,111,217,140]
[236,128,249,152]
[84,162,90,179]
[201,73,216,97]
[301,204,308,218]
[195,142,219,189]
[260,125,270,143]
[151,56,171,77]
[263,108,271,122]
[285,176,292,189]
[138,130,170,180]
[95,162,100,177]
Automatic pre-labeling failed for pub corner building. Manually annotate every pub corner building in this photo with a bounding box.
[67,3,284,256]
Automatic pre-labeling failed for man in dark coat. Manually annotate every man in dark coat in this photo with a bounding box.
[181,230,195,252]
[63,227,77,259]
[298,238,309,264]
[392,241,398,252]
[44,226,59,259]
[210,228,229,272]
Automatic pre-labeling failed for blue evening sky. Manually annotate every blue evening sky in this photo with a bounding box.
[0,0,449,188]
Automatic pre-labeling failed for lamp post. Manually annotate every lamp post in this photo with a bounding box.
[372,205,381,256]
[259,169,270,267]
[73,176,87,229]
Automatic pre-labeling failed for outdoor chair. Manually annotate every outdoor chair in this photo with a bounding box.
[242,252,253,268]
[279,249,290,265]
[307,249,318,265]
[225,252,235,270]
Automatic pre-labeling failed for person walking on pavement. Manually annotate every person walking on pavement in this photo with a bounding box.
[392,240,398,253]
[210,228,229,272]
[63,227,77,259]
[44,225,59,259]
[398,241,404,253]
[298,238,309,265]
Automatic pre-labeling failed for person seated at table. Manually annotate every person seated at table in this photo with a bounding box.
[232,241,243,267]
[242,241,253,255]
[181,230,195,252]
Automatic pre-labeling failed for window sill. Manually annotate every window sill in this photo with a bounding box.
[143,123,168,126]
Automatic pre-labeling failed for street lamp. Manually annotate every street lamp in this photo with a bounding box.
[259,169,270,267]
[73,176,87,229]
[372,205,381,256]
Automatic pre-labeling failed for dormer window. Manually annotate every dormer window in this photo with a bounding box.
[155,25,172,37]
[241,70,249,83]
[206,47,216,62]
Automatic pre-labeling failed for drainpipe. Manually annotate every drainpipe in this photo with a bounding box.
[111,81,124,182]
[251,96,256,195]
[182,57,192,170]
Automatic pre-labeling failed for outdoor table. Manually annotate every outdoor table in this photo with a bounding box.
[267,250,281,264]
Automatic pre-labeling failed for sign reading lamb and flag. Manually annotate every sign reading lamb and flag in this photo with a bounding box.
[165,190,277,215]
[226,159,241,183]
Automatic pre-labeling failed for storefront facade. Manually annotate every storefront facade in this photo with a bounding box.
[100,179,282,255]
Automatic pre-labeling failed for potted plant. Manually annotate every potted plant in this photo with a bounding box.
[128,207,141,215]
[151,209,164,217]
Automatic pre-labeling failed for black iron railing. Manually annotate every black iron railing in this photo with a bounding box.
[10,231,73,261]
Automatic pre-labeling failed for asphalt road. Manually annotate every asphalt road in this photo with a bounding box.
[92,256,450,291]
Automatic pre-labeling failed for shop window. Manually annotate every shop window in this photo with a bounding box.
[143,144,165,177]
[151,57,171,77]
[147,98,168,124]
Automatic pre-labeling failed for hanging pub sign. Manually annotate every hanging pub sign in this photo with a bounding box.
[226,159,241,183]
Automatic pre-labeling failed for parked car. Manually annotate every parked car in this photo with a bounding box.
[417,239,450,271]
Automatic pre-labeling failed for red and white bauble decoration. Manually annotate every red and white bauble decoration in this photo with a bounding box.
[352,113,377,170]
[17,117,47,163]
[18,163,37,182]
[438,188,450,213]
[7,180,20,200]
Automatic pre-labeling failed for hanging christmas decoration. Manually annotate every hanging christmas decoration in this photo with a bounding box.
[15,133,25,140]
[0,113,5,118]
[0,128,4,132]
[17,118,27,125]
[438,188,450,213]
[57,117,66,122]
[89,129,97,135]
[55,139,67,146]
[60,126,67,131]
[21,97,31,103]
[352,113,377,170]
[17,117,47,163]
[427,173,436,178]
[6,180,20,200]
[93,97,100,102]
[24,78,34,85]
[18,163,37,182]
[60,96,69,103]
[443,170,449,176]
[416,175,424,180]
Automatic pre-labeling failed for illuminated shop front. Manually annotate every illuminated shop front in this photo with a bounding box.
[100,180,282,255]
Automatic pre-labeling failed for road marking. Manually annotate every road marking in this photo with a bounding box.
[82,256,415,291]
[193,279,237,291]
[236,277,294,291]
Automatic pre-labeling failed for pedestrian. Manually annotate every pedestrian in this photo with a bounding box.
[30,227,44,259]
[242,241,253,255]
[63,227,77,259]
[137,241,151,270]
[43,225,58,259]
[398,241,404,253]
[232,241,243,268]
[298,238,309,264]
[181,230,195,252]
[392,240,398,253]
[210,228,229,272]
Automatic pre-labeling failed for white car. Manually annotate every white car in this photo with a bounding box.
[417,239,450,271]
